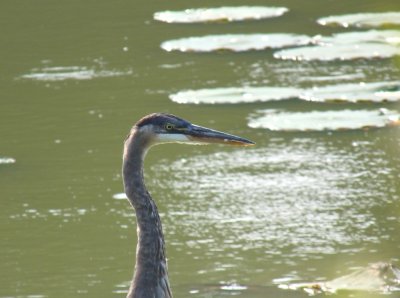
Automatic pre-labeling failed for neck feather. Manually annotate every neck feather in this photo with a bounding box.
[123,129,172,298]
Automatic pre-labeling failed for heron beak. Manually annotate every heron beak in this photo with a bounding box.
[186,124,255,146]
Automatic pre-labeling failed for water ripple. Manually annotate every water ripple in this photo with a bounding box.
[0,157,16,164]
[150,138,395,261]
[20,66,132,81]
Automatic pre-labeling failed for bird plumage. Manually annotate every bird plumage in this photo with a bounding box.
[122,113,253,298]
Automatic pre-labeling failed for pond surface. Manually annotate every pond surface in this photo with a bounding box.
[1,0,400,297]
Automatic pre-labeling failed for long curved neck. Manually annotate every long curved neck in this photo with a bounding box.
[123,130,171,298]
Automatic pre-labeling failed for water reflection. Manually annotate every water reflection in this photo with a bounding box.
[149,137,395,262]
[20,65,132,81]
[0,157,16,164]
[231,60,398,87]
[8,205,90,222]
[148,283,307,298]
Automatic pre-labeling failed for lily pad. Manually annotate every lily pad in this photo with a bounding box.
[0,157,15,164]
[170,87,301,104]
[321,30,400,45]
[248,109,400,131]
[274,30,400,61]
[170,82,400,104]
[300,81,400,103]
[274,43,400,61]
[154,6,288,24]
[279,262,400,294]
[318,12,400,28]
[161,34,312,52]
[20,66,132,81]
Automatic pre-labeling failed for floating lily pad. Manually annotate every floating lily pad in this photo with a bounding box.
[20,66,132,81]
[154,6,288,24]
[170,82,400,104]
[0,157,15,164]
[274,30,400,61]
[320,30,400,45]
[170,87,301,104]
[248,109,400,131]
[300,81,400,103]
[318,12,400,28]
[161,34,312,52]
[279,262,400,294]
[274,43,400,61]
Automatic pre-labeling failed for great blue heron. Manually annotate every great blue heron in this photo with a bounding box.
[122,113,254,298]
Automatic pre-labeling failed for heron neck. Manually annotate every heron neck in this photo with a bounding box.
[122,132,148,208]
[123,132,171,297]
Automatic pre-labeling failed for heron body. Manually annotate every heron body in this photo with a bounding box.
[122,113,254,298]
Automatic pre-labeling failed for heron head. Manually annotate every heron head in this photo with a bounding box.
[134,113,255,147]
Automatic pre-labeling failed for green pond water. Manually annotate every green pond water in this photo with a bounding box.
[1,0,400,297]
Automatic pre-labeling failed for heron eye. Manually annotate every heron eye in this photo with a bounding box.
[165,123,175,130]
